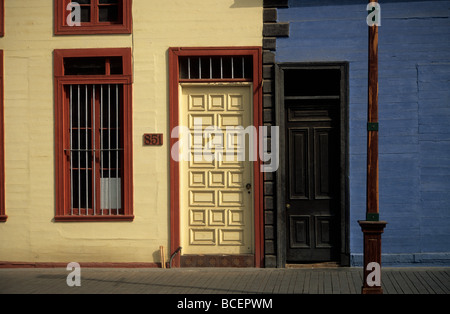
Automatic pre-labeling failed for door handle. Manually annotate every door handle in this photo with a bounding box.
[286,203,291,209]
[246,183,252,194]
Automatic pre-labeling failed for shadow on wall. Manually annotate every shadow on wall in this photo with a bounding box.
[288,0,447,7]
[230,0,262,8]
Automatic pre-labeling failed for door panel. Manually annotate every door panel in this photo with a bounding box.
[289,215,310,248]
[289,129,309,200]
[314,128,332,199]
[180,84,254,255]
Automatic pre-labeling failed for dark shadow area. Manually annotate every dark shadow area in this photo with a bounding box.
[230,0,262,8]
[288,0,448,7]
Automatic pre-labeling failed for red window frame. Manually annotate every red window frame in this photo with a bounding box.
[0,0,4,37]
[54,48,133,222]
[0,50,5,222]
[54,0,132,35]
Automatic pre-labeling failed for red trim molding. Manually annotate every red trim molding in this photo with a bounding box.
[53,48,133,77]
[54,0,132,35]
[0,0,4,37]
[0,50,5,222]
[168,47,263,267]
[53,48,133,222]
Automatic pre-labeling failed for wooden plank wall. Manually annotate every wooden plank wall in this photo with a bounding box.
[275,0,450,266]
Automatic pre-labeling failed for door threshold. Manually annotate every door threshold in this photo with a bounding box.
[181,254,255,267]
[286,262,340,268]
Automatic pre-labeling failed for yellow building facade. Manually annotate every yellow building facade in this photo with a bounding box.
[0,0,263,266]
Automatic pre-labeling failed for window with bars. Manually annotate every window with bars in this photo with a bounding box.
[54,0,132,35]
[54,48,133,221]
[67,84,123,216]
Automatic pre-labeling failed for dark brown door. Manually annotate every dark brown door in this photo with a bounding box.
[283,68,342,263]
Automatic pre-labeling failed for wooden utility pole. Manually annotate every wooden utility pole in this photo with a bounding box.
[367,0,379,222]
[359,0,387,294]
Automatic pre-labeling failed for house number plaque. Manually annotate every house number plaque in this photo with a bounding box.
[144,134,163,146]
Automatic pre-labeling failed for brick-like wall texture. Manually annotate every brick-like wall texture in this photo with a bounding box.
[262,0,289,268]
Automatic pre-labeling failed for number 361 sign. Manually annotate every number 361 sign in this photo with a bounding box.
[144,134,163,146]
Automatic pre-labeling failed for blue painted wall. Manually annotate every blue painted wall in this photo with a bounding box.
[276,0,450,266]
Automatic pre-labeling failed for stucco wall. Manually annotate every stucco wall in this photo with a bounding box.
[0,0,262,264]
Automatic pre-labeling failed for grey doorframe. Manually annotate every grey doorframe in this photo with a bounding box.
[275,62,350,267]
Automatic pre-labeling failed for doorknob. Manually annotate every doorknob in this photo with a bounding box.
[246,183,252,190]
[286,203,291,209]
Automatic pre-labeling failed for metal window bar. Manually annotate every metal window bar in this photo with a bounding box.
[69,85,73,216]
[100,84,104,215]
[231,57,234,79]
[188,57,191,79]
[85,84,88,215]
[116,84,119,215]
[77,85,81,215]
[93,85,96,215]
[108,84,111,215]
[209,57,212,79]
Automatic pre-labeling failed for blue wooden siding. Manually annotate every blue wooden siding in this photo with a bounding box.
[276,0,450,266]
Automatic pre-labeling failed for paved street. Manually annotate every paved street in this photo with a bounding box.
[0,266,449,294]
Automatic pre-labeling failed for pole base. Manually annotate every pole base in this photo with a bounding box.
[358,220,387,294]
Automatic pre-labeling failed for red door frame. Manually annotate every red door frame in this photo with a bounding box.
[168,47,263,267]
[0,50,5,222]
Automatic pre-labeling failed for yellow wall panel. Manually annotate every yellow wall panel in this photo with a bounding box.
[0,0,262,264]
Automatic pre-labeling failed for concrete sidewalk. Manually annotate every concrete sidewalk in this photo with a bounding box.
[0,267,449,294]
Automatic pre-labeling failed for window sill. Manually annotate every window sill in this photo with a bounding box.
[55,25,132,36]
[54,215,134,222]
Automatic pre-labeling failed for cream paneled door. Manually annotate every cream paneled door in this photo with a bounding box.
[180,83,254,255]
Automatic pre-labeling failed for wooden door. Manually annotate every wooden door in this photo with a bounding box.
[179,83,254,255]
[285,103,340,262]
